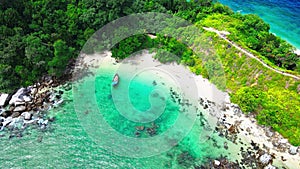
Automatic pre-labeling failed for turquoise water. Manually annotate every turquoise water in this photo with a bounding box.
[219,0,300,49]
[0,65,231,168]
[95,71,179,137]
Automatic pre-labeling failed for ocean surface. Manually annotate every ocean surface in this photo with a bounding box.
[219,0,300,49]
[0,63,231,168]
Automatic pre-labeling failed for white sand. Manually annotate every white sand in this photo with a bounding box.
[294,49,300,55]
[80,50,299,168]
[222,105,300,168]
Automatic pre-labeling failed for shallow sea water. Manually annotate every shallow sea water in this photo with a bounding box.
[0,62,231,168]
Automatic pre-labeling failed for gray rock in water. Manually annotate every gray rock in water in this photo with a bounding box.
[289,146,298,155]
[2,117,13,127]
[259,153,272,164]
[13,105,26,112]
[1,111,12,118]
[0,109,4,115]
[42,119,48,125]
[214,160,220,166]
[22,112,32,120]
[11,112,21,118]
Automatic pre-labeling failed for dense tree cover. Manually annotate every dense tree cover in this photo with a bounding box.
[152,35,194,63]
[231,87,266,114]
[231,87,300,145]
[1,0,297,92]
[111,34,155,59]
[0,0,213,92]
[111,34,194,64]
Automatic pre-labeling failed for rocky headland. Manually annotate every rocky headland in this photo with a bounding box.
[0,76,71,138]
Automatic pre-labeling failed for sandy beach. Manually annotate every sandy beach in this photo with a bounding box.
[294,49,300,55]
[78,50,299,168]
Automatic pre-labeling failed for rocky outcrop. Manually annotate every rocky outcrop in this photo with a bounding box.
[197,157,240,169]
[0,76,70,138]
[199,96,299,169]
[13,106,26,112]
[0,94,9,107]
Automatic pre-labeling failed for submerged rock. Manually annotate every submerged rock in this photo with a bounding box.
[2,117,13,127]
[0,111,12,118]
[152,80,157,86]
[177,151,194,168]
[135,126,145,131]
[146,127,156,136]
[11,112,21,118]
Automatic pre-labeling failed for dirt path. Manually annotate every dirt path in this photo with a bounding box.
[203,27,300,80]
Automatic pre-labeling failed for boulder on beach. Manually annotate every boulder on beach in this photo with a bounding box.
[289,146,298,155]
[278,139,288,144]
[265,129,274,137]
[31,87,38,95]
[13,105,26,112]
[259,153,272,164]
[0,94,9,107]
[23,96,32,102]
[9,88,27,106]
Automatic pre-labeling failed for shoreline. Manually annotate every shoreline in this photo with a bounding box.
[0,76,71,138]
[82,50,299,168]
[1,50,298,168]
[294,49,300,55]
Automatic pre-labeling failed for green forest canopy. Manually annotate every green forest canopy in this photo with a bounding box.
[0,0,299,92]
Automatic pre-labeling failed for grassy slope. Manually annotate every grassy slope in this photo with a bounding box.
[200,13,300,76]
[191,30,300,145]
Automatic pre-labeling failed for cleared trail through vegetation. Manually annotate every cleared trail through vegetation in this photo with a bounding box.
[203,27,300,80]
